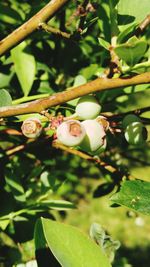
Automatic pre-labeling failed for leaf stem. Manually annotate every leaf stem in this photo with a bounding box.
[12,93,50,105]
[121,61,150,73]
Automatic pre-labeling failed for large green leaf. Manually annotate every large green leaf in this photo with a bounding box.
[115,36,147,66]
[0,89,12,107]
[11,41,36,96]
[118,0,150,23]
[41,218,111,267]
[110,180,150,215]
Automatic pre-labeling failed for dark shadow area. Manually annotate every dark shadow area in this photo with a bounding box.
[114,245,150,267]
[36,248,61,267]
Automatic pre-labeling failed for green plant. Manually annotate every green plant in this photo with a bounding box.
[0,0,150,266]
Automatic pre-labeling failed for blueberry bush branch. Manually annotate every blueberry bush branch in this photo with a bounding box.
[0,72,150,118]
[52,140,117,174]
[38,22,71,39]
[135,13,150,36]
[0,0,70,56]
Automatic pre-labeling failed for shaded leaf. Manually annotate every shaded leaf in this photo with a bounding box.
[5,165,26,203]
[110,180,150,215]
[0,4,22,24]
[93,183,115,198]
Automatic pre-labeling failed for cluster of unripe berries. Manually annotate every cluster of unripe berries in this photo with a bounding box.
[21,95,147,155]
[56,95,108,155]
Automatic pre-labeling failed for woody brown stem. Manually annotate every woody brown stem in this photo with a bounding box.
[135,14,150,36]
[0,72,150,118]
[0,0,70,56]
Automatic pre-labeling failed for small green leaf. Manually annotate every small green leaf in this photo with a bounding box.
[0,89,12,107]
[115,36,147,66]
[0,72,14,88]
[81,64,99,79]
[110,180,150,215]
[11,41,36,96]
[0,219,10,230]
[73,75,86,87]
[98,37,110,50]
[41,218,111,267]
[117,23,137,44]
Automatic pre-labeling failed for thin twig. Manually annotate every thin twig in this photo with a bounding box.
[107,106,150,121]
[6,144,25,156]
[39,22,71,39]
[0,0,70,56]
[0,72,150,118]
[52,140,118,173]
[77,0,89,32]
[135,14,150,36]
[107,0,120,77]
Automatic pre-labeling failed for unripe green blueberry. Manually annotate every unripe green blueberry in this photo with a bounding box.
[21,117,42,138]
[75,95,101,120]
[124,121,146,145]
[56,120,86,147]
[80,120,106,152]
[122,114,141,129]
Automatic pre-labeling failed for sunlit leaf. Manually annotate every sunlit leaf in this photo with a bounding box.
[110,180,150,215]
[118,0,150,23]
[0,89,12,107]
[11,41,36,96]
[0,219,10,230]
[41,218,111,267]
